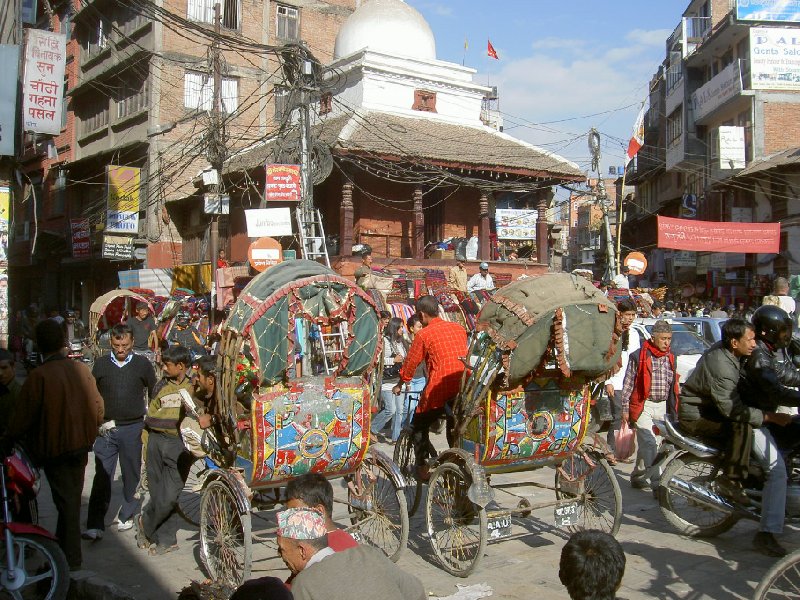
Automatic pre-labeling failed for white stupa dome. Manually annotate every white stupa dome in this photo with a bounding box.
[333,0,437,61]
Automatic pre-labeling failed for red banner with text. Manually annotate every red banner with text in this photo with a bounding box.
[70,218,91,258]
[657,216,780,253]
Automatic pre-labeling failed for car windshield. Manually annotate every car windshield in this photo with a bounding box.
[644,324,709,356]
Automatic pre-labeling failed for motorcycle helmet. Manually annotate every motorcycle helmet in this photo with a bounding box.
[752,304,794,349]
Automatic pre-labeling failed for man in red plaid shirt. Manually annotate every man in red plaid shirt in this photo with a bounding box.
[393,296,467,477]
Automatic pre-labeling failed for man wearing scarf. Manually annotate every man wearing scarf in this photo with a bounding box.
[621,320,680,489]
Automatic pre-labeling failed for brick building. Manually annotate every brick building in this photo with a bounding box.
[625,0,800,301]
[8,0,356,315]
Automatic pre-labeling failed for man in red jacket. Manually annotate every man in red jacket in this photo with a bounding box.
[392,295,467,477]
[621,320,680,490]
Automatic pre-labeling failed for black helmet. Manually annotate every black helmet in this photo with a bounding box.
[752,305,794,349]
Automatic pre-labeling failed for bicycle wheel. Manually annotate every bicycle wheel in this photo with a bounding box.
[393,429,423,516]
[555,450,622,536]
[753,548,800,600]
[200,479,252,587]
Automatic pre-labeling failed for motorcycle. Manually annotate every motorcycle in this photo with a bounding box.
[0,445,69,599]
[653,416,800,538]
[67,339,92,367]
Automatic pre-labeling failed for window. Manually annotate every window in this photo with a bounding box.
[184,71,213,111]
[84,17,109,55]
[412,89,437,113]
[276,4,299,41]
[274,85,289,119]
[79,96,109,135]
[119,4,147,35]
[117,77,149,119]
[667,107,682,146]
[187,0,240,29]
[51,170,66,217]
[184,72,237,113]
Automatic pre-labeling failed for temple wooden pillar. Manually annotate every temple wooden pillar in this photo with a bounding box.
[536,191,549,264]
[479,192,490,261]
[339,181,354,255]
[413,187,424,259]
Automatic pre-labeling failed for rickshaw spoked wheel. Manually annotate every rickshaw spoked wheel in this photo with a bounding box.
[425,462,487,577]
[393,430,423,516]
[554,449,622,536]
[347,454,409,563]
[199,479,252,588]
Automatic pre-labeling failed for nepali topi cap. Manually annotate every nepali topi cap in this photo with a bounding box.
[276,507,327,540]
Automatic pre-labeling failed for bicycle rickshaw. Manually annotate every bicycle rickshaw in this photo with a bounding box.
[196,260,409,587]
[395,273,624,576]
[88,289,155,359]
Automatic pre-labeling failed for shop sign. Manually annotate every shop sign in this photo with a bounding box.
[710,253,727,270]
[70,218,91,259]
[738,1,800,22]
[680,193,698,219]
[692,61,742,122]
[245,207,292,237]
[718,126,746,170]
[102,235,134,261]
[265,164,301,202]
[495,208,538,240]
[106,165,140,233]
[22,29,66,135]
[657,216,780,253]
[750,27,800,90]
[673,251,697,267]
[696,253,710,275]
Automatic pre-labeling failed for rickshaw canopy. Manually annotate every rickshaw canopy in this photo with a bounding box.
[223,260,382,385]
[89,289,154,338]
[477,273,621,385]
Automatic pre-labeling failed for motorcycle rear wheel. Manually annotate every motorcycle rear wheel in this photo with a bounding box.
[0,532,70,599]
[658,454,739,537]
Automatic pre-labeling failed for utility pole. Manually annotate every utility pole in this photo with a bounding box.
[299,56,313,219]
[589,129,616,282]
[208,2,223,331]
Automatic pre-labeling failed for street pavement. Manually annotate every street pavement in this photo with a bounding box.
[36,436,795,600]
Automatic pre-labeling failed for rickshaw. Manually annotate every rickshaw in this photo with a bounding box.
[394,273,624,576]
[88,289,155,359]
[197,260,408,587]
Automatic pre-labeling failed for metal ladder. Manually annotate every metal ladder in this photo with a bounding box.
[315,324,348,375]
[296,207,330,268]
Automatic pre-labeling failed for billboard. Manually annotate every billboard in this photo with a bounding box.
[657,216,780,253]
[737,0,800,22]
[22,29,66,135]
[70,218,91,259]
[495,208,538,240]
[0,46,19,156]
[106,165,141,233]
[245,207,292,237]
[265,164,301,202]
[750,27,800,89]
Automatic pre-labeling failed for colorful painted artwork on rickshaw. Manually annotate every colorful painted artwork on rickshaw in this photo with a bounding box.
[461,378,589,470]
[248,377,370,487]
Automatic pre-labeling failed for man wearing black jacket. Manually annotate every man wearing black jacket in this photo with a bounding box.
[83,323,156,540]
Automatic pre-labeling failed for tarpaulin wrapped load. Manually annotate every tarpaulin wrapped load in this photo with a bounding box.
[477,273,621,386]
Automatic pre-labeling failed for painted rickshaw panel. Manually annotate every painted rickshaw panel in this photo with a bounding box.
[460,379,590,472]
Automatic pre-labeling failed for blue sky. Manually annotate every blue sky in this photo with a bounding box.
[406,0,688,175]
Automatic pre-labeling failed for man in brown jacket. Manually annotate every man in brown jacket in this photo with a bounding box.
[8,319,103,570]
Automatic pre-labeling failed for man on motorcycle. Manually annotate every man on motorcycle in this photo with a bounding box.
[738,305,800,556]
[679,319,789,512]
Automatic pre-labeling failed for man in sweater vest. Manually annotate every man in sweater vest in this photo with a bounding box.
[83,323,156,540]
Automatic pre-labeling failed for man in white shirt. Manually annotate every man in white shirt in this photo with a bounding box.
[612,266,630,289]
[763,277,796,319]
[467,262,495,293]
[605,299,640,460]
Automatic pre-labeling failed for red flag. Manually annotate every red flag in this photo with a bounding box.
[625,103,647,166]
[487,40,499,60]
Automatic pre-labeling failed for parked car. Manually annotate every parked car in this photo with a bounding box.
[631,319,711,382]
[673,317,727,345]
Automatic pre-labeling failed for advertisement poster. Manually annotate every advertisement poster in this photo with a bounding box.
[750,27,800,90]
[22,29,66,135]
[657,216,780,253]
[245,207,293,237]
[106,165,141,233]
[737,0,800,22]
[70,218,91,258]
[102,235,134,261]
[0,187,8,266]
[0,46,19,156]
[265,164,301,202]
[495,208,538,240]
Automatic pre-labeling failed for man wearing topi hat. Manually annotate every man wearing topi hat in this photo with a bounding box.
[276,507,424,600]
[467,262,495,293]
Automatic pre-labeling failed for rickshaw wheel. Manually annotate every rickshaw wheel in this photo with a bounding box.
[393,430,423,516]
[199,479,252,588]
[554,450,622,536]
[347,454,409,563]
[178,457,207,526]
[753,548,800,600]
[426,462,487,577]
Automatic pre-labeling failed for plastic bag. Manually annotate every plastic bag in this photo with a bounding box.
[614,420,635,461]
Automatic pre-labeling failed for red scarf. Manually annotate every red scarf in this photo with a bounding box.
[628,340,680,422]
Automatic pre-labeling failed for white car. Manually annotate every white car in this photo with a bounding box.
[630,319,711,383]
